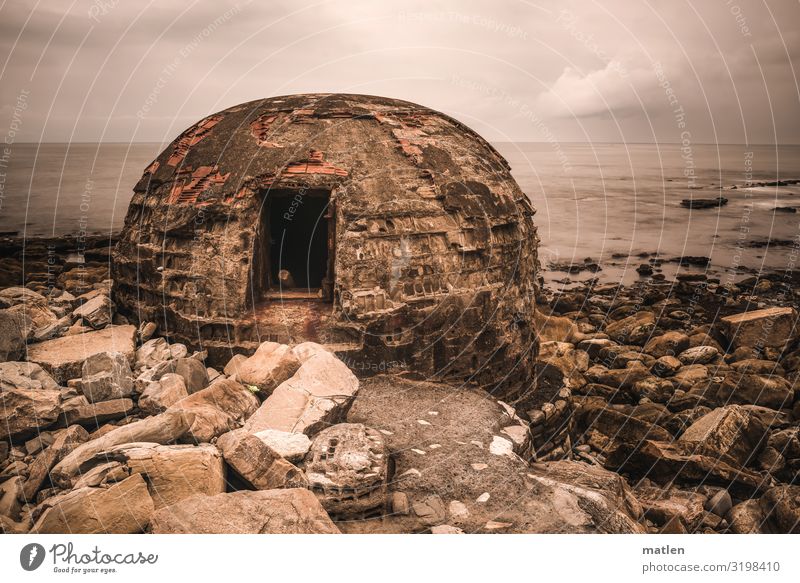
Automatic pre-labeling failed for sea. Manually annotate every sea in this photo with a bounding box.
[1,142,799,285]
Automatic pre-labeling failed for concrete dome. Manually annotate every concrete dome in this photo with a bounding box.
[112,93,539,401]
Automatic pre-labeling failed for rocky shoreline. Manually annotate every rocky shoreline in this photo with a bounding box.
[1,238,799,534]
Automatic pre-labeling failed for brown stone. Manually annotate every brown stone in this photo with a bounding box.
[59,398,135,429]
[150,488,340,534]
[235,342,300,396]
[32,473,154,534]
[27,325,136,383]
[678,405,766,466]
[217,429,306,490]
[22,425,89,501]
[720,307,798,350]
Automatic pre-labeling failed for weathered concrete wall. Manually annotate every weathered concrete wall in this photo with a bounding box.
[113,94,539,403]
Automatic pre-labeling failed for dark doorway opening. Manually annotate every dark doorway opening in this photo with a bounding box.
[256,188,334,300]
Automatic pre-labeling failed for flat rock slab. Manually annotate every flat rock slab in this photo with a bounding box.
[720,307,798,350]
[59,398,135,428]
[150,488,340,534]
[27,325,137,383]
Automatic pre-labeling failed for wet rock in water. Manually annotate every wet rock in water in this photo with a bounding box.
[149,488,340,534]
[51,409,195,486]
[604,311,656,346]
[217,428,306,490]
[643,331,690,359]
[83,442,225,510]
[22,425,89,501]
[27,325,136,383]
[235,341,301,396]
[253,429,312,463]
[680,197,728,209]
[71,294,114,329]
[636,263,654,276]
[168,378,259,443]
[244,349,359,435]
[719,307,798,351]
[32,473,154,534]
[80,351,134,403]
[303,423,388,520]
[138,373,189,415]
[678,405,766,467]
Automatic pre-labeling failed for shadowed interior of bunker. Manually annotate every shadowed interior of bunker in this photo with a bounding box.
[258,188,331,297]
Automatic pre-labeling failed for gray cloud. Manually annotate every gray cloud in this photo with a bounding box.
[1,0,798,144]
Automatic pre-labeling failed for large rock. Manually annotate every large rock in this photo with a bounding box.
[217,429,306,490]
[0,381,61,441]
[59,397,135,428]
[576,400,672,454]
[254,429,311,462]
[0,309,26,361]
[27,325,136,383]
[643,331,690,359]
[80,351,134,403]
[86,442,225,509]
[51,409,194,486]
[135,337,172,369]
[138,373,188,415]
[150,488,340,534]
[32,473,154,533]
[71,294,114,329]
[167,379,259,443]
[0,361,59,391]
[345,374,645,533]
[605,311,656,346]
[235,342,301,396]
[635,484,706,532]
[0,476,24,520]
[761,485,800,534]
[23,425,89,501]
[717,372,794,409]
[720,307,798,350]
[678,405,766,466]
[244,351,359,435]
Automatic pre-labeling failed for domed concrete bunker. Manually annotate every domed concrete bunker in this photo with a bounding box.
[112,94,540,402]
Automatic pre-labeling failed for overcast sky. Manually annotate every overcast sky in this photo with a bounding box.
[1,0,799,144]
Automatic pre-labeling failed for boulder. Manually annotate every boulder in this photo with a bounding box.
[22,425,89,501]
[0,382,61,441]
[85,442,225,510]
[0,361,59,392]
[605,311,656,345]
[32,473,154,534]
[678,405,766,466]
[235,342,301,396]
[584,361,650,390]
[577,401,672,454]
[0,476,24,520]
[727,499,767,533]
[71,294,114,329]
[253,429,312,462]
[167,379,259,443]
[720,307,798,350]
[59,397,134,429]
[0,310,26,361]
[717,372,794,409]
[643,331,690,359]
[51,409,194,486]
[244,350,359,435]
[635,485,706,532]
[223,354,247,377]
[138,373,188,415]
[761,485,800,533]
[651,355,681,377]
[172,357,209,394]
[27,325,136,383]
[217,429,306,490]
[135,337,172,369]
[80,351,134,403]
[150,488,340,534]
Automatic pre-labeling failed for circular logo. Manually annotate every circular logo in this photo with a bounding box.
[19,543,46,571]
